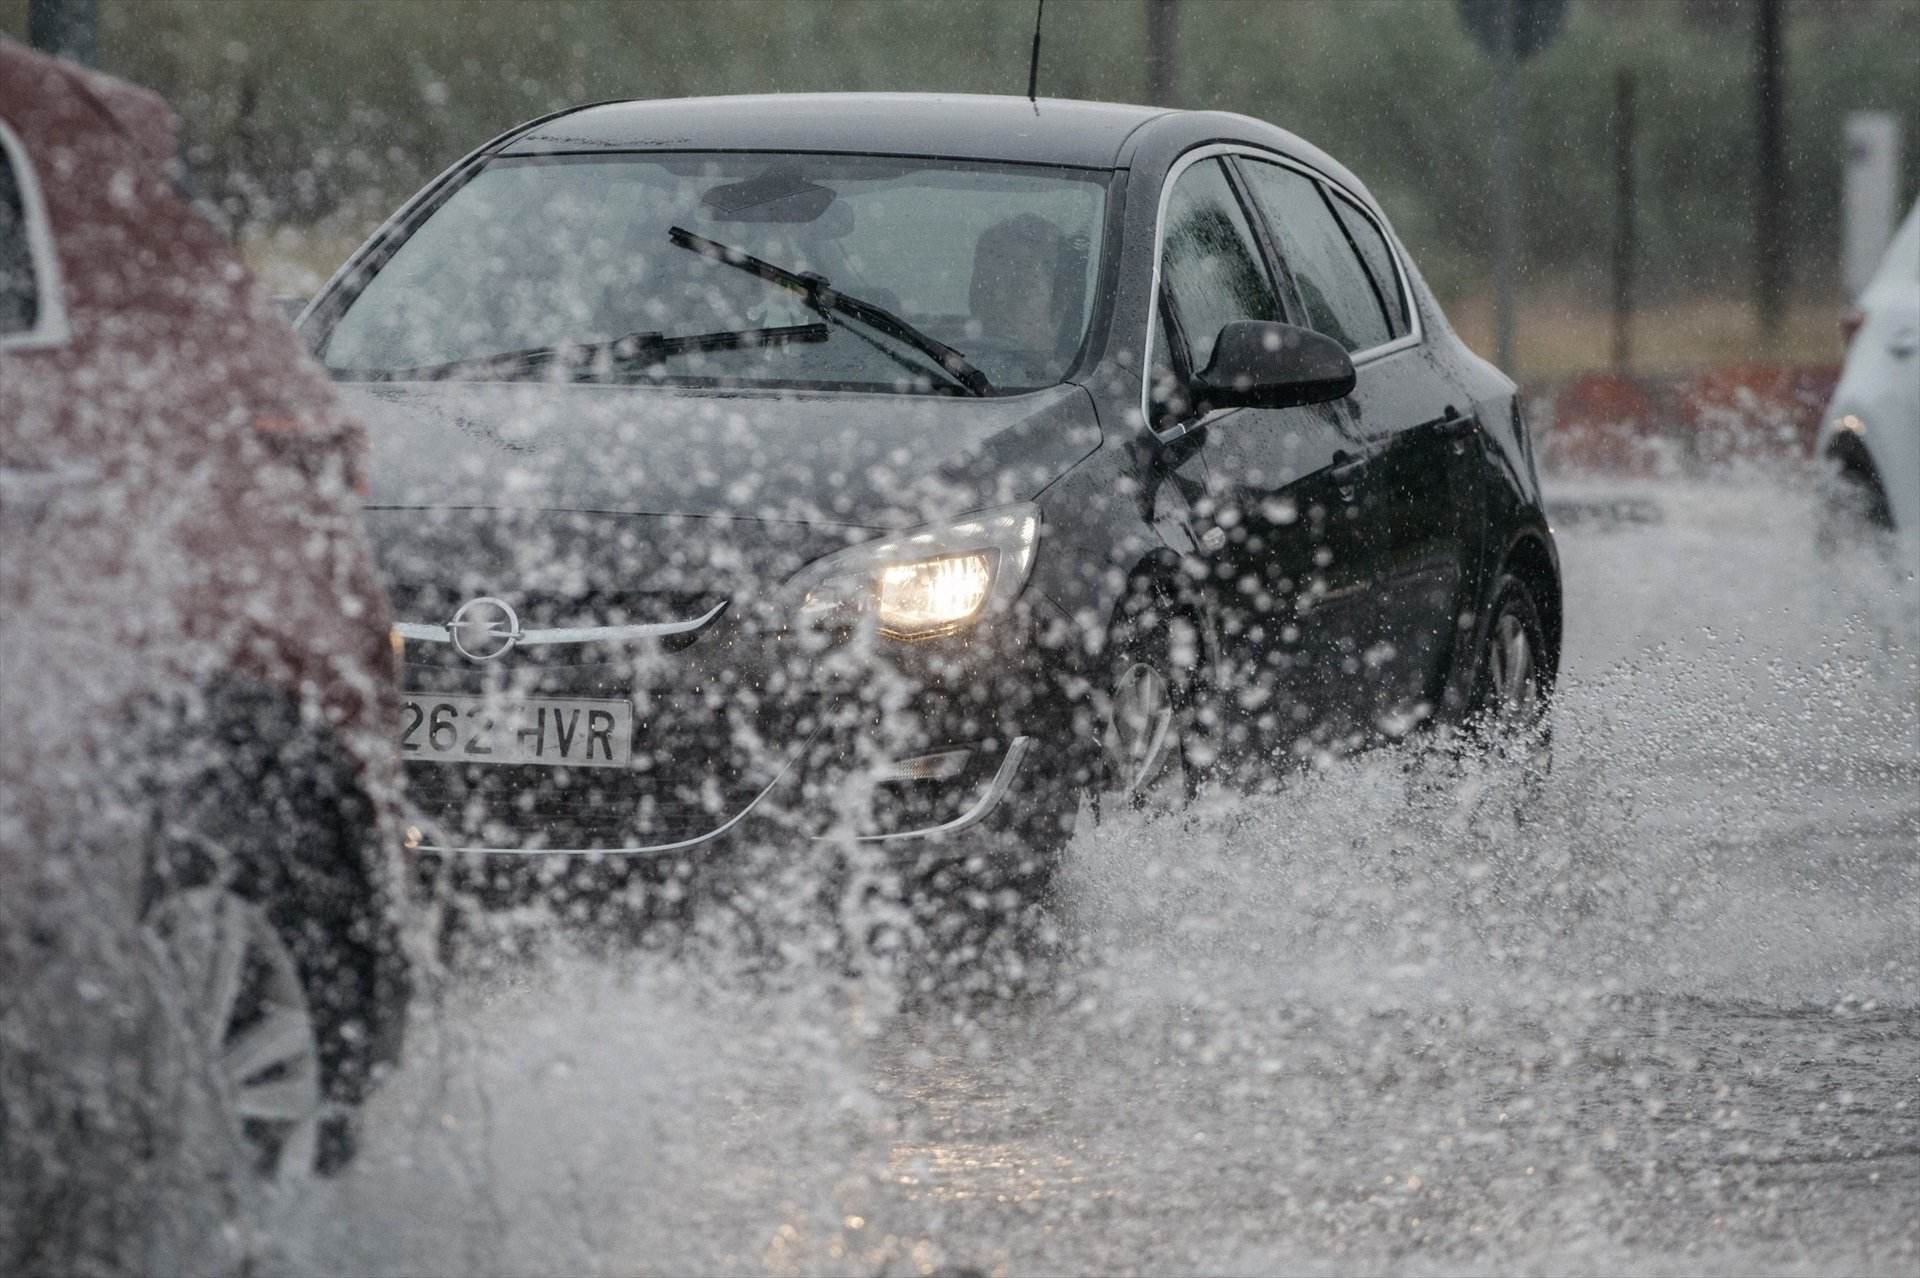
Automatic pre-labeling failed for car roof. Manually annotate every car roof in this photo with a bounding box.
[1,38,177,168]
[503,93,1176,168]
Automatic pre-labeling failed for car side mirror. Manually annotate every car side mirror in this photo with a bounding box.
[1190,320,1356,412]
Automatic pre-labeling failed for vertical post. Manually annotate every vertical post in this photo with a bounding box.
[1612,68,1637,371]
[1754,0,1787,341]
[27,0,98,66]
[1493,0,1518,374]
[1146,0,1179,107]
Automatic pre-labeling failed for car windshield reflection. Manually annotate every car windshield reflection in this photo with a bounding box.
[320,153,1108,396]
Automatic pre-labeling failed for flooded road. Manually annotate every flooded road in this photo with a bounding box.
[293,476,1918,1276]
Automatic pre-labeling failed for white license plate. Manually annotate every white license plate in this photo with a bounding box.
[400,693,632,768]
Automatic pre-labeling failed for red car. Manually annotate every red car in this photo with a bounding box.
[0,39,407,1235]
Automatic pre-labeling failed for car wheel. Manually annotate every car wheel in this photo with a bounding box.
[141,884,325,1187]
[1445,571,1613,927]
[138,686,404,1180]
[1815,451,1894,555]
[1092,585,1208,815]
[1464,572,1554,793]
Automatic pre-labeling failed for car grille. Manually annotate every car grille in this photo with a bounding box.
[388,582,725,630]
[391,585,730,669]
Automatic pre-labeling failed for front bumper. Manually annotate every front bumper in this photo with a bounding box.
[402,732,1034,857]
[393,595,1081,880]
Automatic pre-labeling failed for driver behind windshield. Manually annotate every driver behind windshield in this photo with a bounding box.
[321,155,1105,393]
[969,213,1084,382]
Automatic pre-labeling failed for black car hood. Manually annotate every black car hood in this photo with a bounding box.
[348,380,1099,530]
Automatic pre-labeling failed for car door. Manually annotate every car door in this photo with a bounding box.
[1149,155,1374,758]
[1235,157,1480,737]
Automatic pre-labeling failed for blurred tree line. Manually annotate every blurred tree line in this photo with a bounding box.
[5,0,1917,307]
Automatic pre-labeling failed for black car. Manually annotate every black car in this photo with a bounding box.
[301,94,1560,921]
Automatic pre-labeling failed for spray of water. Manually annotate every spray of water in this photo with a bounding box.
[269,474,1914,1276]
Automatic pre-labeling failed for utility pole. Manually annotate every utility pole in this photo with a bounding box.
[27,0,98,66]
[1146,0,1178,107]
[1611,68,1637,371]
[1456,0,1566,375]
[1493,0,1518,375]
[1754,0,1787,342]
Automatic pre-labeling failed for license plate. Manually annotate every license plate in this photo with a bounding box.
[400,693,632,768]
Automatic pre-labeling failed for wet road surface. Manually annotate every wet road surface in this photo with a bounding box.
[293,476,1918,1276]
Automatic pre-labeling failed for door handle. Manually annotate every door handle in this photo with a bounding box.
[1889,327,1918,358]
[0,463,100,527]
[1329,449,1365,502]
[0,463,99,500]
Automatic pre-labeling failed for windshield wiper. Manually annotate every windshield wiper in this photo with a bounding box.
[343,322,831,382]
[668,226,993,397]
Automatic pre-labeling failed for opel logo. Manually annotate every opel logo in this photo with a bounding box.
[448,596,521,662]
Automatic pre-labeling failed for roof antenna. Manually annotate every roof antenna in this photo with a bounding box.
[1026,0,1045,108]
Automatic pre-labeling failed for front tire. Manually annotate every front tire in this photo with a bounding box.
[1815,447,1895,556]
[1086,579,1212,820]
[140,686,404,1181]
[1464,572,1554,791]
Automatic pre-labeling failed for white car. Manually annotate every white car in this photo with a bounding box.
[1819,200,1919,553]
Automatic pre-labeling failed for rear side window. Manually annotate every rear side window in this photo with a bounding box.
[0,120,65,350]
[1237,159,1391,354]
[1157,158,1281,371]
[1328,191,1409,338]
[0,141,37,336]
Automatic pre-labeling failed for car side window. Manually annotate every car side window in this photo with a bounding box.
[0,138,38,337]
[1156,158,1281,373]
[1327,190,1409,339]
[1236,159,1391,354]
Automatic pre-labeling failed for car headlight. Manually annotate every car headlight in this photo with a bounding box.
[789,503,1041,639]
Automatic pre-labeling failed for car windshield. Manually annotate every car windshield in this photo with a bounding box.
[320,152,1109,395]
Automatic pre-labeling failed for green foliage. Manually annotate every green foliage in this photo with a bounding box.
[6,0,1916,301]
[1158,0,1920,299]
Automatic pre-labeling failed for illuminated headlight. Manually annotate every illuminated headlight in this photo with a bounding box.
[791,504,1041,639]
[878,553,994,632]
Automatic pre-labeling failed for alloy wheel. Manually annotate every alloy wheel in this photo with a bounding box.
[1484,610,1539,726]
[1103,659,1183,803]
[143,885,323,1185]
